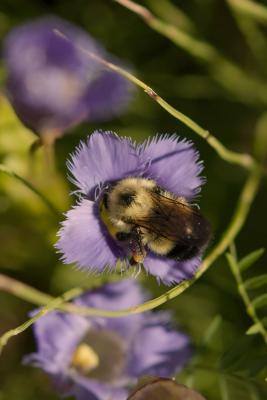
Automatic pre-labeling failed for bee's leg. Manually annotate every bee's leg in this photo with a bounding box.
[129,227,146,265]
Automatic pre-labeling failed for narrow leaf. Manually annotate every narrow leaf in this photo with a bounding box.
[244,274,267,289]
[238,248,265,272]
[246,323,261,335]
[252,293,267,309]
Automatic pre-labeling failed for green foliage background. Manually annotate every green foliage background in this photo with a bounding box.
[0,0,267,399]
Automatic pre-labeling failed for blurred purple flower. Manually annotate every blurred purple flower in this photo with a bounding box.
[56,131,205,285]
[24,279,191,400]
[3,17,133,136]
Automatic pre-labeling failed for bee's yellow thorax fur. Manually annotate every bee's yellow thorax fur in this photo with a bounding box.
[99,199,118,239]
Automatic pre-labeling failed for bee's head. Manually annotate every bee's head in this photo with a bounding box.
[103,178,156,223]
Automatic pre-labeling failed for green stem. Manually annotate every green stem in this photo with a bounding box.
[0,287,83,355]
[227,0,267,25]
[114,0,267,106]
[0,163,60,217]
[114,0,218,62]
[227,0,267,72]
[226,249,267,345]
[0,164,261,318]
[54,29,256,172]
[41,130,62,174]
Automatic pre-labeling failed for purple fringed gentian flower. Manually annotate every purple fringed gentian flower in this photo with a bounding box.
[3,17,132,137]
[24,280,191,400]
[56,131,206,285]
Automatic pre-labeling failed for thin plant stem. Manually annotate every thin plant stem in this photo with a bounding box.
[113,0,267,106]
[0,163,60,217]
[41,130,60,174]
[226,248,267,345]
[145,0,196,34]
[227,0,267,73]
[0,164,261,318]
[0,287,83,355]
[28,137,42,177]
[227,0,267,25]
[115,0,217,63]
[54,29,256,172]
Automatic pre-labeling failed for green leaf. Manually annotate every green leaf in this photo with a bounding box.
[246,323,261,335]
[252,293,267,309]
[238,248,265,272]
[244,274,267,289]
[201,314,223,346]
[220,335,256,369]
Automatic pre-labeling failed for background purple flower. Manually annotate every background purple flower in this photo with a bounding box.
[24,279,192,400]
[3,17,133,136]
[56,131,206,285]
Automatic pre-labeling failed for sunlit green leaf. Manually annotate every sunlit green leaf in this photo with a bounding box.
[238,249,265,272]
[246,323,261,335]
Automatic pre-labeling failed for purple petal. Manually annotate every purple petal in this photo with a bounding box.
[139,135,204,199]
[129,313,191,377]
[73,376,129,400]
[56,199,122,272]
[77,279,147,310]
[143,253,201,285]
[84,69,134,122]
[77,279,148,340]
[4,17,100,133]
[68,131,144,197]
[24,311,89,373]
[4,17,133,134]
[24,280,193,399]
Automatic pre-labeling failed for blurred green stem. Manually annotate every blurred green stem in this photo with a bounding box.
[227,0,267,73]
[0,287,82,355]
[41,130,62,174]
[0,163,60,217]
[55,29,256,172]
[114,0,267,105]
[145,0,196,34]
[227,0,267,25]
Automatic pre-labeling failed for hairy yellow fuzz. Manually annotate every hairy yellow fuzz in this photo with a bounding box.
[99,199,118,239]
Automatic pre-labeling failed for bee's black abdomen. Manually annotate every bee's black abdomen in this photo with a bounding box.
[168,244,200,261]
[168,215,211,261]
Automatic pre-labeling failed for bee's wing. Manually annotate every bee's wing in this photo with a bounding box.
[131,192,200,243]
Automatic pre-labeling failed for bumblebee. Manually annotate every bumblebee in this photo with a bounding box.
[100,177,211,265]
